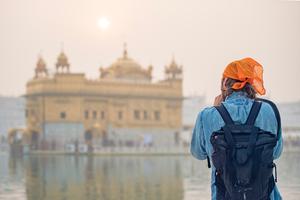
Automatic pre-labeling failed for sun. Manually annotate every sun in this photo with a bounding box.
[98,17,110,31]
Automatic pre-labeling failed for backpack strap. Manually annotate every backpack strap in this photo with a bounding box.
[214,104,234,125]
[210,104,235,169]
[215,104,235,147]
[245,101,262,126]
[256,98,281,140]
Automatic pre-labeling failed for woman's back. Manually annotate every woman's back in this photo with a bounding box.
[190,91,283,200]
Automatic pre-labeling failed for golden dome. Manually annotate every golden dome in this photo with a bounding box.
[100,44,152,82]
[56,51,70,68]
[55,50,70,73]
[36,57,46,71]
[165,57,182,73]
[35,56,48,78]
[164,56,183,80]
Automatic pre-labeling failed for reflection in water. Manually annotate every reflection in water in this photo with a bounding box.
[15,156,185,200]
[0,152,299,200]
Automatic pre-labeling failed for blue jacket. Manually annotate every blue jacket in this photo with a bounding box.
[190,91,283,200]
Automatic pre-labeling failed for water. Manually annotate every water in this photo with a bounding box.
[0,152,299,200]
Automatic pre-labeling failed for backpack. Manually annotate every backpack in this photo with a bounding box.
[209,99,280,200]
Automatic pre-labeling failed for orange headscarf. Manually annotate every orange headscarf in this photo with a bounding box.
[223,57,266,95]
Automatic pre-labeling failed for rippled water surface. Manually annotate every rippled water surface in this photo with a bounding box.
[0,152,299,200]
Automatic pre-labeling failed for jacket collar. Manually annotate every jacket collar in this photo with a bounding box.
[225,91,252,104]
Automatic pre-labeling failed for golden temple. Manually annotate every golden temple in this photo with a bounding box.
[10,44,183,152]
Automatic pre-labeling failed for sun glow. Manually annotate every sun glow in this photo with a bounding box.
[98,17,110,31]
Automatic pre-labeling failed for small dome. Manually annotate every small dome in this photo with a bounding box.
[56,51,70,68]
[35,56,48,78]
[165,57,182,74]
[56,50,70,73]
[36,57,46,71]
[164,56,183,80]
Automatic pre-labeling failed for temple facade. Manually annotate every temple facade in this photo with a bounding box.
[20,45,183,151]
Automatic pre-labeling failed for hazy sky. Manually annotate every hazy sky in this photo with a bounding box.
[0,0,299,103]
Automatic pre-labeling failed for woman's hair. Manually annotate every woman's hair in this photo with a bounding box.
[222,78,257,99]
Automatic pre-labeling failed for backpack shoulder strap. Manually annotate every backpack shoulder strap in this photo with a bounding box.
[245,101,262,126]
[256,98,281,140]
[214,103,234,125]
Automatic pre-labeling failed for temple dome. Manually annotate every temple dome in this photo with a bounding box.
[100,44,152,82]
[164,56,183,80]
[35,56,48,78]
[56,51,70,73]
[56,52,70,67]
[36,57,46,71]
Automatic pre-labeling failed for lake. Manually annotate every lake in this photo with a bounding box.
[0,152,299,200]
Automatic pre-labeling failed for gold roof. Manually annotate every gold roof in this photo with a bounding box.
[100,44,152,81]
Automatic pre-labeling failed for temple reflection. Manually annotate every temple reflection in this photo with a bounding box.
[2,153,300,200]
[20,156,185,200]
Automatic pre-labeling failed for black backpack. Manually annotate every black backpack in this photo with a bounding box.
[209,99,280,200]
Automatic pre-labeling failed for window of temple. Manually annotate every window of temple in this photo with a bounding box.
[134,110,140,120]
[143,110,148,120]
[85,110,89,119]
[101,111,105,120]
[93,111,97,119]
[60,112,66,119]
[118,111,123,120]
[154,111,160,121]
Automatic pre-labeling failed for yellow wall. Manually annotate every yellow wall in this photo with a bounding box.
[25,73,182,134]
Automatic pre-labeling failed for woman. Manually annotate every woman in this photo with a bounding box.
[190,57,283,200]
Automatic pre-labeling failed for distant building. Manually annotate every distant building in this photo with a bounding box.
[10,45,183,151]
[182,96,205,126]
[0,96,25,140]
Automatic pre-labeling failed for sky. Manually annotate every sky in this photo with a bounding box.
[0,0,299,103]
